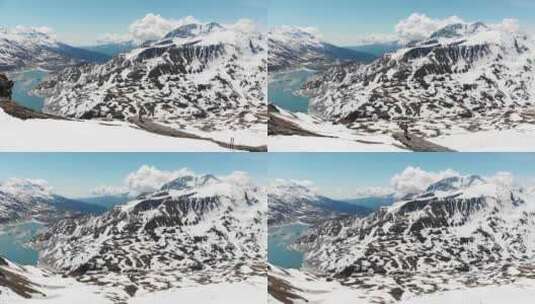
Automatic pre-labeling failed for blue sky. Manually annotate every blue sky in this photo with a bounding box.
[0,153,267,197]
[268,153,535,198]
[0,0,267,45]
[269,0,535,45]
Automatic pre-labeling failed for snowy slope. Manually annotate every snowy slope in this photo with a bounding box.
[303,22,535,134]
[0,27,108,71]
[32,174,267,301]
[268,26,376,71]
[0,256,266,304]
[268,264,364,304]
[0,108,227,152]
[33,22,267,136]
[268,105,407,152]
[268,180,371,226]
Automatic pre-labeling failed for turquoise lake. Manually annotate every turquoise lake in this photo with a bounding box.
[0,222,44,265]
[268,223,309,269]
[268,69,316,113]
[7,69,48,112]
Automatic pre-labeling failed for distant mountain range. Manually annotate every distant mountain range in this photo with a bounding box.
[342,194,395,210]
[268,26,377,71]
[77,193,130,209]
[0,178,105,224]
[80,41,138,57]
[0,27,109,72]
[346,41,402,57]
[268,181,372,226]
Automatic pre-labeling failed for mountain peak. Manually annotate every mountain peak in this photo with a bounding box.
[430,22,490,39]
[270,180,318,202]
[269,26,321,44]
[0,178,52,200]
[160,174,221,191]
[425,175,486,193]
[163,22,224,39]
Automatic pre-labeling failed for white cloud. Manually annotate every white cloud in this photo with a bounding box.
[221,171,254,187]
[227,18,259,33]
[390,166,460,197]
[124,165,195,194]
[128,14,199,42]
[96,33,133,44]
[91,165,195,196]
[492,18,520,33]
[91,185,128,196]
[348,186,395,199]
[96,14,260,45]
[486,171,515,188]
[351,33,399,46]
[395,13,465,43]
[91,165,254,198]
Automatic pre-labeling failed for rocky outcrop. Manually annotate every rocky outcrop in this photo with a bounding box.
[0,74,13,99]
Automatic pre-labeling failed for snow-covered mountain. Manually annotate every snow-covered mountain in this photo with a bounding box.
[33,22,267,133]
[0,178,105,224]
[303,22,535,130]
[268,26,376,72]
[0,27,109,72]
[33,174,267,300]
[290,174,535,302]
[268,181,371,226]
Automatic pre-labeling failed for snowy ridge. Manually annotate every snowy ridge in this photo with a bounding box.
[268,180,371,226]
[0,27,108,71]
[302,22,535,135]
[288,174,535,302]
[33,21,267,134]
[33,174,267,300]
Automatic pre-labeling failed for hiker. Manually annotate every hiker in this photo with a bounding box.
[399,121,410,141]
[136,101,144,123]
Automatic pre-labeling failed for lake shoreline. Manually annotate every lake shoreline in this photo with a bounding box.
[268,68,316,114]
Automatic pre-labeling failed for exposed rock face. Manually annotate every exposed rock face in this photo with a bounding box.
[0,74,13,99]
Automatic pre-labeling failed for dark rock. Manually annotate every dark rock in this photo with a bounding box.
[0,74,14,99]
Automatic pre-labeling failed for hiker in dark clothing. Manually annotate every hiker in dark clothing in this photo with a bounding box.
[136,101,144,123]
[399,121,410,140]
